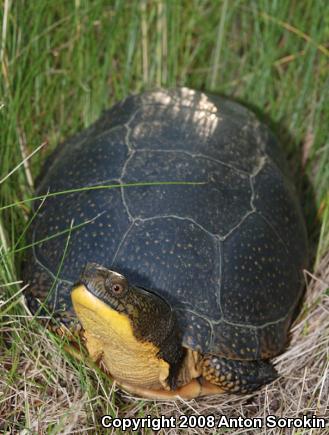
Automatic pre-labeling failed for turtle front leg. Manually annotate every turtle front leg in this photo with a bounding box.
[201,355,278,394]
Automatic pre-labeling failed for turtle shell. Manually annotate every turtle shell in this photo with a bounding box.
[23,88,308,360]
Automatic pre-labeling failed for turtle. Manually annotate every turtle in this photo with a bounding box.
[22,88,308,399]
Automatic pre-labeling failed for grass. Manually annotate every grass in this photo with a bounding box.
[0,0,328,433]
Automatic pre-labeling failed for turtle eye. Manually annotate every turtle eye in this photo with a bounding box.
[104,273,128,297]
[111,283,124,295]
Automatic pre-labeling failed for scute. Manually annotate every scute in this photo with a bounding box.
[212,321,260,360]
[221,213,301,325]
[33,188,131,282]
[23,88,308,360]
[253,160,308,270]
[257,318,291,359]
[129,92,265,174]
[37,126,129,192]
[112,218,222,321]
[122,150,251,236]
[178,309,213,352]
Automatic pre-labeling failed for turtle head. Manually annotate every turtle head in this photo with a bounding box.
[71,262,185,393]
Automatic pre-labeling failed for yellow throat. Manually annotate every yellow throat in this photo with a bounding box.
[71,284,170,390]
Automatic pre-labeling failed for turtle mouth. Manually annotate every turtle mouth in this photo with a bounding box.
[74,262,111,301]
[72,278,122,312]
[73,278,105,300]
[75,278,102,297]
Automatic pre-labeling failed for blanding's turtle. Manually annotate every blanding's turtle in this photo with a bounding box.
[23,88,308,399]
